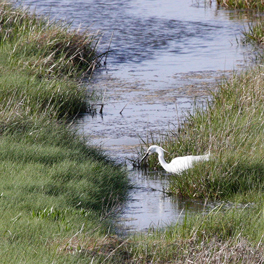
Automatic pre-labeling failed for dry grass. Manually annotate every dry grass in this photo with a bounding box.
[52,233,264,263]
[217,0,264,10]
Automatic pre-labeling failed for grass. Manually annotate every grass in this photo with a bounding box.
[1,2,102,77]
[217,0,264,11]
[0,117,130,263]
[242,20,264,49]
[0,1,130,263]
[0,1,104,118]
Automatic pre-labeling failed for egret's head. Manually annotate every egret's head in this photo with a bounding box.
[140,145,168,163]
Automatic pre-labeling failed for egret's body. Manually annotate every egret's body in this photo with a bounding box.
[141,145,209,174]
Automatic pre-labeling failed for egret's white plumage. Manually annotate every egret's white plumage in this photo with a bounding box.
[140,145,210,174]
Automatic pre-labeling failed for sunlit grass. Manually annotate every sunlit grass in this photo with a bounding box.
[0,65,88,118]
[0,116,129,263]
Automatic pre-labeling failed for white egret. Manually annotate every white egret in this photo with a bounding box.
[140,145,210,174]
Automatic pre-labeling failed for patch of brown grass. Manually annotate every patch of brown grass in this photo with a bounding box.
[54,234,131,262]
[52,233,264,263]
[181,237,264,264]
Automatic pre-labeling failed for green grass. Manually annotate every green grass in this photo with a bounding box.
[242,19,264,55]
[0,117,129,263]
[0,1,130,263]
[0,2,101,77]
[0,64,88,118]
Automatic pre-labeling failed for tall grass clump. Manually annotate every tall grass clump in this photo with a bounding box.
[217,0,264,11]
[0,1,104,118]
[144,66,264,200]
[242,20,264,47]
[0,2,102,77]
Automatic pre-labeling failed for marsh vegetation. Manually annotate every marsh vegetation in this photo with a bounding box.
[2,0,264,263]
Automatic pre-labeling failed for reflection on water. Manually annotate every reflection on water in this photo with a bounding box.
[15,0,252,78]
[118,168,206,233]
[15,0,254,232]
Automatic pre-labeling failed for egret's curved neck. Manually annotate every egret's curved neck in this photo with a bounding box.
[157,149,170,172]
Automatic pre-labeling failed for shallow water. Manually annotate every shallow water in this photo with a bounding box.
[16,0,254,232]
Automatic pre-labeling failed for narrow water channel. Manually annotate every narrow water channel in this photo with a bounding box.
[16,0,253,232]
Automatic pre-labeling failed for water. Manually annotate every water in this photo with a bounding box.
[16,0,253,232]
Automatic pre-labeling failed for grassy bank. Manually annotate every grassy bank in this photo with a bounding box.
[0,119,129,263]
[0,1,129,263]
[0,1,102,118]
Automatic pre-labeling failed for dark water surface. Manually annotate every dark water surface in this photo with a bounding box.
[16,0,253,232]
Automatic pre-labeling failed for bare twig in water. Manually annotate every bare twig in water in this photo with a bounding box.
[100,88,106,114]
[99,104,104,114]
[120,103,128,115]
[104,32,114,66]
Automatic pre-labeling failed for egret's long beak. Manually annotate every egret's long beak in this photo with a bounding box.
[140,152,149,163]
